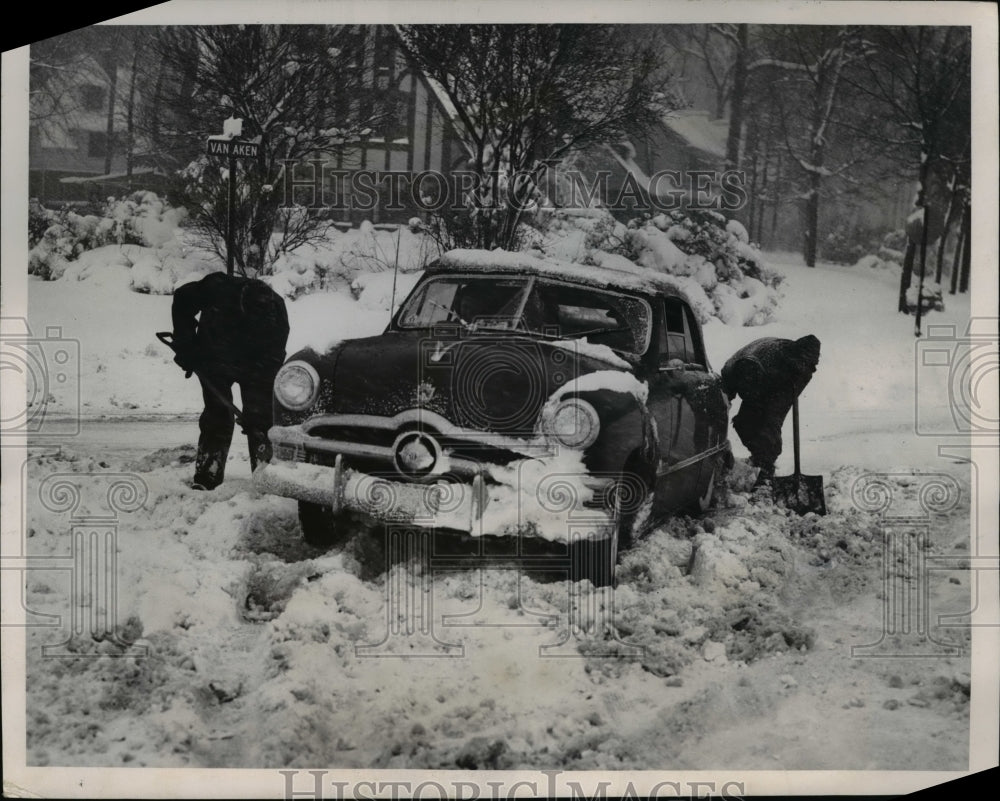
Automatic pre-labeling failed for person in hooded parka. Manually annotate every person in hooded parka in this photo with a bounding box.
[721,335,821,486]
[171,272,290,490]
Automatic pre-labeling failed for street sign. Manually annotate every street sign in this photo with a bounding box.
[206,138,259,159]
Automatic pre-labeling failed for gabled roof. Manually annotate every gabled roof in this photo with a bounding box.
[661,109,728,161]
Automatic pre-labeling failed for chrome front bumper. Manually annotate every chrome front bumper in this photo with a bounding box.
[254,424,616,541]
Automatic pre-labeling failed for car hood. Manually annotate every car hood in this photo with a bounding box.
[319,329,634,436]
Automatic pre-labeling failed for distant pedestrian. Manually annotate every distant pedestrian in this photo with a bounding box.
[721,335,821,486]
[171,273,289,490]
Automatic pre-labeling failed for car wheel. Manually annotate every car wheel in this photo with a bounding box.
[570,474,648,588]
[298,501,350,549]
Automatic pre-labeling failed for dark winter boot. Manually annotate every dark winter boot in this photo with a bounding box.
[193,444,229,490]
[753,463,775,488]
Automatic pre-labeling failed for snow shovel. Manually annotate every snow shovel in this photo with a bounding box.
[156,331,254,437]
[772,398,827,515]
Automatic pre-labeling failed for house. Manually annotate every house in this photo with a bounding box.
[30,25,467,225]
[28,49,165,204]
[558,108,731,222]
[298,25,469,226]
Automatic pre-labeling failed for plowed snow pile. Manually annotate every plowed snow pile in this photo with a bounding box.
[24,447,971,769]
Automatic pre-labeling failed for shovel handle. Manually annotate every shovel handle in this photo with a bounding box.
[792,398,801,477]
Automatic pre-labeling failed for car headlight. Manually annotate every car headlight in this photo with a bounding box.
[542,398,600,449]
[274,360,320,410]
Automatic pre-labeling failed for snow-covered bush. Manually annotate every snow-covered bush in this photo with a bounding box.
[819,222,886,265]
[262,221,442,300]
[878,229,908,263]
[28,199,54,249]
[905,280,945,314]
[535,207,781,327]
[28,192,187,280]
[853,253,902,273]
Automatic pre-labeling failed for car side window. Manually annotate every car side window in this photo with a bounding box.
[682,303,707,368]
[658,298,706,369]
[659,298,689,367]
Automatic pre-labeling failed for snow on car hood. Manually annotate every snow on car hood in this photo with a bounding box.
[314,329,637,435]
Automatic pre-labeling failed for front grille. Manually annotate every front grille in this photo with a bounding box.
[302,423,526,469]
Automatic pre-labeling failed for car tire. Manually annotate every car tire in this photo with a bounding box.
[570,530,618,588]
[298,501,350,549]
[570,473,649,588]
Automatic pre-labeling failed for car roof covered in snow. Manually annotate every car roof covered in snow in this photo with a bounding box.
[429,249,690,302]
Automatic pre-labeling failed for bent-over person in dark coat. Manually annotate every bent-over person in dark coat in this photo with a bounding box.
[721,335,821,486]
[171,273,289,490]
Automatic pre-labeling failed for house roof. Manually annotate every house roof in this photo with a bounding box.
[661,109,728,160]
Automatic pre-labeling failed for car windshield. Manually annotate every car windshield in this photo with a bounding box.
[397,275,652,355]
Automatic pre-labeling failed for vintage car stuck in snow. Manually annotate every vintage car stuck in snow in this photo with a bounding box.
[254,249,732,584]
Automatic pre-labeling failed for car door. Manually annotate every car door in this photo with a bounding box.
[647,296,726,514]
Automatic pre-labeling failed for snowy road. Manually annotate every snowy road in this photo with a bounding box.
[32,409,971,477]
[22,438,973,770]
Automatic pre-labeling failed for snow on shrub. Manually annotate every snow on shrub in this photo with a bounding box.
[853,253,902,273]
[262,222,442,299]
[905,280,945,314]
[28,192,188,282]
[350,270,423,315]
[538,207,781,326]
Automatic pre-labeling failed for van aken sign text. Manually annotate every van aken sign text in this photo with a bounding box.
[205,138,259,159]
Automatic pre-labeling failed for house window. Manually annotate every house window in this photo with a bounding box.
[379,88,409,142]
[81,84,105,112]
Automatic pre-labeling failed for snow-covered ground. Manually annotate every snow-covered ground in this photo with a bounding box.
[21,248,977,772]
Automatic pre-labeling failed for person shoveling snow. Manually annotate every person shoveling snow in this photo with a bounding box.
[169,273,289,489]
[721,335,821,487]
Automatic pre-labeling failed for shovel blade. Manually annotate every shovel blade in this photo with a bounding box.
[772,474,826,516]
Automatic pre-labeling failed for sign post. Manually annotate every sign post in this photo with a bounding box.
[205,118,260,276]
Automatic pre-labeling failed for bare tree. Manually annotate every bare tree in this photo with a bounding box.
[148,25,389,275]
[748,26,872,266]
[852,26,971,318]
[396,24,677,251]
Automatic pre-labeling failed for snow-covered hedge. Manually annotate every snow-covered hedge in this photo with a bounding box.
[29,192,187,281]
[262,220,441,299]
[536,207,782,326]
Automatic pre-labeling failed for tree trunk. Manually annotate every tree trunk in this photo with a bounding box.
[103,54,119,175]
[769,153,782,249]
[803,176,821,267]
[898,240,916,313]
[724,24,748,171]
[958,206,971,293]
[753,150,767,242]
[935,167,965,284]
[125,32,141,191]
[950,202,970,294]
